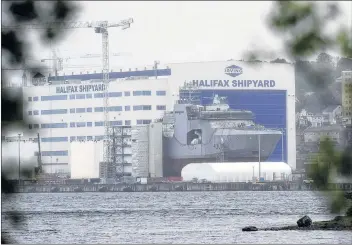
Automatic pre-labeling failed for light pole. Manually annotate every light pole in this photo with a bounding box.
[18,133,21,185]
[281,128,284,162]
[258,134,261,180]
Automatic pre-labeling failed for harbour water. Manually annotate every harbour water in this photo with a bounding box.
[2,191,351,244]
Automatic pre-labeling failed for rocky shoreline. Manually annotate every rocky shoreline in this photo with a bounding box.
[243,216,352,232]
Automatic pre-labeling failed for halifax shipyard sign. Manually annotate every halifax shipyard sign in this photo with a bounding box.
[191,64,276,88]
[56,84,106,93]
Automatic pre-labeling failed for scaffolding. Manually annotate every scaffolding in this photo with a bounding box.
[214,136,227,162]
[112,126,132,178]
[98,125,134,182]
[99,161,116,180]
[178,81,201,105]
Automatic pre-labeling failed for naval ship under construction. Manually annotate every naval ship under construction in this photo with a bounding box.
[161,83,283,176]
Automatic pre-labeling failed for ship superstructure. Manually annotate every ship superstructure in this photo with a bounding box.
[162,84,283,176]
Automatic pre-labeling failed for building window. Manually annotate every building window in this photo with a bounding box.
[33,124,39,129]
[125,120,131,126]
[87,136,93,141]
[33,96,39,101]
[76,94,86,99]
[87,107,92,112]
[94,93,104,98]
[133,105,142,111]
[86,94,92,99]
[41,109,67,115]
[41,123,68,128]
[156,90,166,96]
[41,137,68,142]
[156,105,166,110]
[95,121,104,127]
[70,122,76,128]
[33,110,39,115]
[41,95,67,101]
[29,124,32,129]
[76,108,86,113]
[109,106,122,112]
[69,94,75,100]
[125,106,130,111]
[40,150,68,156]
[87,122,92,127]
[109,92,122,97]
[70,108,75,113]
[124,91,130,96]
[76,122,86,127]
[110,121,122,126]
[28,111,32,115]
[28,97,32,102]
[77,136,86,141]
[70,136,76,142]
[137,119,151,125]
[133,105,151,111]
[133,90,151,96]
[94,107,104,112]
[95,135,104,141]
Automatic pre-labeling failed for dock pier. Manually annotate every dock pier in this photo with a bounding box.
[13,182,352,193]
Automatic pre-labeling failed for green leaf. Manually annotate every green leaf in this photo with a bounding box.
[336,30,352,58]
[270,1,313,30]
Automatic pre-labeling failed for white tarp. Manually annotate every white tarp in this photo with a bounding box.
[181,162,292,182]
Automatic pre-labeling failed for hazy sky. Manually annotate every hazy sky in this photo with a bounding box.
[3,1,352,77]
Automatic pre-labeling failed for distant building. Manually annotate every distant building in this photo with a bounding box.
[303,125,346,145]
[299,109,326,127]
[328,76,343,105]
[341,117,352,126]
[342,71,352,117]
[322,105,342,124]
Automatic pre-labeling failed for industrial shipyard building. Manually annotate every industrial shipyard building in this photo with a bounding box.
[2,60,296,181]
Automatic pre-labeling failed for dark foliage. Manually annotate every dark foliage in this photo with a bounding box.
[1,1,78,243]
[270,58,288,64]
[268,1,352,216]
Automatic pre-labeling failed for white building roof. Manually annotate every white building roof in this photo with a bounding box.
[181,162,292,182]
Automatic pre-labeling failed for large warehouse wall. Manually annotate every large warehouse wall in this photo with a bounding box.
[167,61,296,169]
[69,141,103,179]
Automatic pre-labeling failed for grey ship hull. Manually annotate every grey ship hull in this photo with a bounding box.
[163,129,282,177]
[161,103,283,177]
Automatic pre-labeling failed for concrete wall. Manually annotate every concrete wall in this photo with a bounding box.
[148,122,163,177]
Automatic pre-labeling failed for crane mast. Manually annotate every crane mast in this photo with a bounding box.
[2,18,133,177]
[97,21,113,169]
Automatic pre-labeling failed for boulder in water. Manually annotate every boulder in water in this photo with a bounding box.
[297,215,312,227]
[242,226,258,232]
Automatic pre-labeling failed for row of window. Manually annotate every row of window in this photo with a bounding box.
[35,150,68,156]
[28,90,167,102]
[28,105,167,115]
[39,136,101,142]
[28,119,151,129]
[37,134,133,143]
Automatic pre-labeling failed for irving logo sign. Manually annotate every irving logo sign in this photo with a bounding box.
[224,65,243,78]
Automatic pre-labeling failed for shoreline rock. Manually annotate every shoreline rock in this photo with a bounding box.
[297,215,312,228]
[242,226,258,232]
[243,216,352,232]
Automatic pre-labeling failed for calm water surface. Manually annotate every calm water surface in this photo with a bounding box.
[2,191,351,244]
